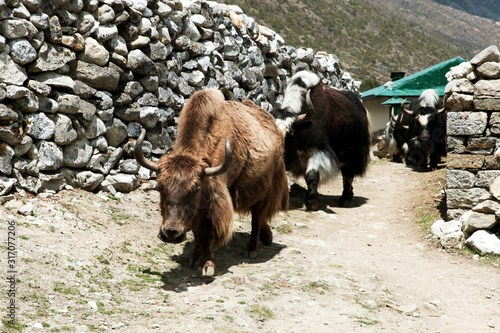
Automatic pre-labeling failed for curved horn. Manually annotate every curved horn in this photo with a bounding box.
[391,107,398,122]
[403,108,413,115]
[402,124,409,130]
[205,136,233,177]
[134,129,159,172]
[437,107,446,114]
[296,90,314,123]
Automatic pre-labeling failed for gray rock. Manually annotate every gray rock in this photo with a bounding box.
[447,112,488,136]
[30,12,50,29]
[62,169,104,192]
[62,139,93,168]
[90,135,108,153]
[139,75,159,92]
[87,147,122,174]
[25,113,55,139]
[38,97,59,113]
[490,176,500,200]
[13,168,41,194]
[0,104,18,122]
[55,92,80,115]
[29,42,76,73]
[465,230,500,255]
[472,200,500,214]
[440,231,464,249]
[446,188,492,209]
[0,53,27,85]
[0,143,14,175]
[94,24,118,42]
[477,62,500,79]
[181,70,205,86]
[38,173,66,193]
[123,81,143,98]
[470,45,500,66]
[105,173,140,192]
[119,159,140,174]
[53,114,77,145]
[78,37,109,66]
[36,140,63,171]
[82,116,106,140]
[104,118,128,147]
[97,4,114,24]
[138,106,159,129]
[460,210,498,235]
[73,60,119,91]
[28,80,51,96]
[6,85,29,99]
[14,136,33,157]
[0,177,17,196]
[127,49,156,75]
[31,72,76,90]
[0,19,29,39]
[9,38,37,65]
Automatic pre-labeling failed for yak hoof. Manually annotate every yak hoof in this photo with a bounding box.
[199,261,215,277]
[244,250,258,259]
[305,201,319,211]
[338,199,351,207]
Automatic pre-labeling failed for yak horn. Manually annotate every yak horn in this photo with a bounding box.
[402,124,409,130]
[296,90,314,123]
[134,129,159,172]
[437,107,446,113]
[391,107,398,122]
[205,136,233,177]
[403,108,413,115]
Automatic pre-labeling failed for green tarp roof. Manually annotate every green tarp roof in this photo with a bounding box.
[381,97,410,105]
[361,57,468,100]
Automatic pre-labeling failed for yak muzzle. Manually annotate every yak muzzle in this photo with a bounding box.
[158,228,187,244]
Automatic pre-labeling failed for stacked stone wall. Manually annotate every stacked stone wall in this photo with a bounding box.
[435,45,500,255]
[0,0,356,197]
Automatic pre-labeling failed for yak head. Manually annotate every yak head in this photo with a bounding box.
[134,129,232,244]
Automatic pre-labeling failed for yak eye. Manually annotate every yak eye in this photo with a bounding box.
[193,187,201,195]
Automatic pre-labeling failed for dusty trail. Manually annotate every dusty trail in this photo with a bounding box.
[2,160,499,332]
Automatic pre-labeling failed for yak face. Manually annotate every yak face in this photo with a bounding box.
[156,155,206,244]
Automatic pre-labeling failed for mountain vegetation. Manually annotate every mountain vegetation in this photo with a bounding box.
[432,0,500,21]
[219,0,500,91]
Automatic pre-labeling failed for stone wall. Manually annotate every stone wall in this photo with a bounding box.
[0,0,356,197]
[433,45,500,255]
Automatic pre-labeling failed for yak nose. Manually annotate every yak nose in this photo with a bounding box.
[158,228,186,243]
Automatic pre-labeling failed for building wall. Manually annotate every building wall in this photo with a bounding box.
[363,97,390,133]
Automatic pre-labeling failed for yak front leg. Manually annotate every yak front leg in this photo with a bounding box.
[305,169,320,211]
[339,174,354,207]
[192,221,219,277]
[245,204,273,258]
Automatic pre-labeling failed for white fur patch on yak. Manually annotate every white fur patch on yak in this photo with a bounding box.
[306,149,340,185]
[280,71,321,115]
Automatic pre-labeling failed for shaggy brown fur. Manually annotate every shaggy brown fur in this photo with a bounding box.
[137,89,288,276]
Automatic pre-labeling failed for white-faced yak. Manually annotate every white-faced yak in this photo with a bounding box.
[272,71,371,210]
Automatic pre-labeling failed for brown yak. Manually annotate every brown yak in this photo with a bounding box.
[134,89,288,276]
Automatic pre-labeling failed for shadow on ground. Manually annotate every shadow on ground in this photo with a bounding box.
[147,231,285,292]
[289,183,368,213]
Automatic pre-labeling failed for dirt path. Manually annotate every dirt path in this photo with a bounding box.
[2,160,499,332]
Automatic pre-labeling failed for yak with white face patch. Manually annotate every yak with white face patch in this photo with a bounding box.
[272,71,371,210]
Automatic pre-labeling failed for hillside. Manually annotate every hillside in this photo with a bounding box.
[219,0,500,90]
[432,0,500,21]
